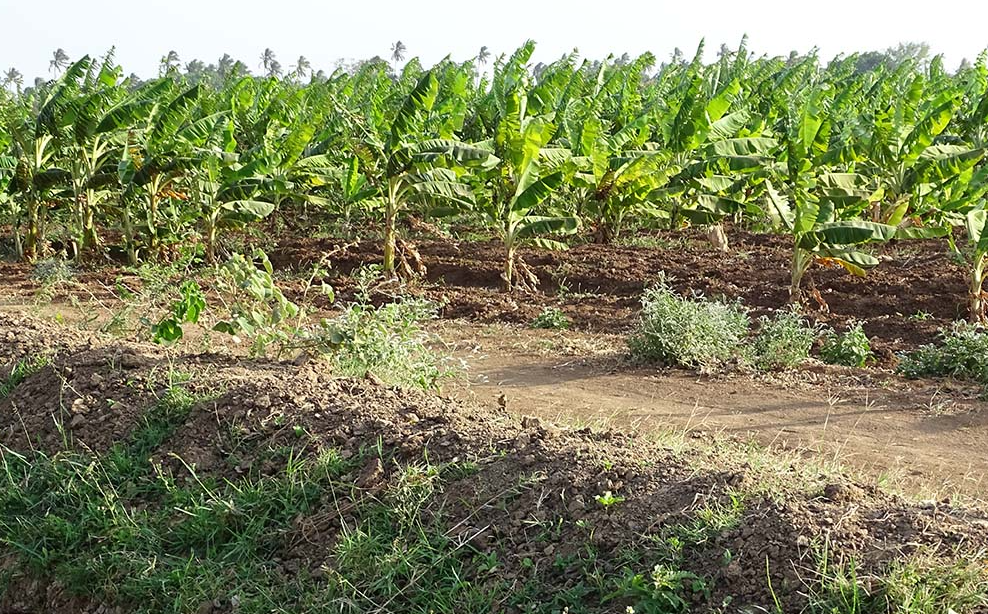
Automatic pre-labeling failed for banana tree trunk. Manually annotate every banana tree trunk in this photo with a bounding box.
[122,202,138,266]
[13,223,23,261]
[382,182,399,274]
[789,247,813,304]
[503,244,516,293]
[82,188,98,252]
[593,222,615,245]
[204,208,219,264]
[23,196,40,262]
[969,252,987,323]
[707,223,729,252]
[147,179,161,255]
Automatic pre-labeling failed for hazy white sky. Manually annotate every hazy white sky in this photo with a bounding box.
[2,0,987,80]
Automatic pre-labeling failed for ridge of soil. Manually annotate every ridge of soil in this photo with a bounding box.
[268,229,967,366]
[2,313,988,613]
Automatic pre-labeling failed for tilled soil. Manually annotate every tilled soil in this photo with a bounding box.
[269,229,968,365]
[2,313,987,613]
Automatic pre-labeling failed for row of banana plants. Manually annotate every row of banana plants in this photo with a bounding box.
[3,43,988,317]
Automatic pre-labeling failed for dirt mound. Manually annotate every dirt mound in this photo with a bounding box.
[2,316,987,613]
[0,313,89,371]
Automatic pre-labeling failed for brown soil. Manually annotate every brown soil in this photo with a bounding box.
[2,314,988,614]
[269,228,968,365]
[438,323,988,500]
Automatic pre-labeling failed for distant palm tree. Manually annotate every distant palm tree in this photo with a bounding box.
[185,59,206,81]
[160,50,180,75]
[266,59,282,78]
[477,45,491,66]
[291,55,311,80]
[49,48,69,75]
[217,53,235,79]
[390,40,407,71]
[3,67,23,93]
[260,48,277,75]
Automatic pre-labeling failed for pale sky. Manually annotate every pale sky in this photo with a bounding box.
[2,0,987,80]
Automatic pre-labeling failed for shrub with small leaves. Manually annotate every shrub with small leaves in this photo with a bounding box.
[531,307,570,330]
[820,322,873,367]
[31,258,74,286]
[751,308,819,371]
[325,296,453,390]
[898,323,988,384]
[629,281,750,371]
[212,250,303,356]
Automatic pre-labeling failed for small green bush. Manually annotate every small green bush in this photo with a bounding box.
[530,307,570,330]
[898,323,988,384]
[31,258,74,286]
[820,322,874,367]
[324,297,452,391]
[629,281,750,371]
[751,309,819,370]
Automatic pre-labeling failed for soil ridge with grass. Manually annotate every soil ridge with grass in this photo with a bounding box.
[2,313,987,613]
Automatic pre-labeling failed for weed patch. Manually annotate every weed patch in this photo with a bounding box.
[820,322,874,367]
[629,281,749,371]
[898,323,988,385]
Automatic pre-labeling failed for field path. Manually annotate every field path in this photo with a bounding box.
[440,322,988,500]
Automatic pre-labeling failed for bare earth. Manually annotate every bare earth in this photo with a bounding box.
[438,322,988,501]
[2,268,987,503]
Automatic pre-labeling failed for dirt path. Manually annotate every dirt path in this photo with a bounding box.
[439,322,988,501]
[3,269,986,503]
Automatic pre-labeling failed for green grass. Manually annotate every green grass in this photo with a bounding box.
[0,378,727,614]
[2,373,985,613]
[806,543,988,614]
[0,354,51,398]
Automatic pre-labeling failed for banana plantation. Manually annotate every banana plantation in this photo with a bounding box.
[8,37,988,614]
[3,41,988,313]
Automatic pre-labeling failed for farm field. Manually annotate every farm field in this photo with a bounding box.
[4,39,988,613]
[3,227,988,613]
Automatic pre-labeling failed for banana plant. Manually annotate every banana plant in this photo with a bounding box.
[669,132,779,239]
[325,155,378,227]
[0,151,17,254]
[236,85,336,216]
[115,82,207,262]
[858,79,963,223]
[4,117,60,260]
[927,159,988,320]
[53,53,159,258]
[767,88,899,304]
[961,199,988,322]
[183,121,274,263]
[574,142,676,243]
[4,66,83,260]
[654,49,766,245]
[344,70,492,276]
[477,81,576,291]
[567,97,678,243]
